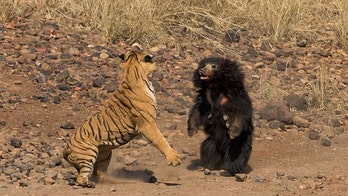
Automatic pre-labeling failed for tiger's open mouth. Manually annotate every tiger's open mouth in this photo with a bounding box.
[199,71,210,80]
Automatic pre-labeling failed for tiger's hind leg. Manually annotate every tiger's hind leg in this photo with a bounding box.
[64,144,98,188]
[92,149,112,183]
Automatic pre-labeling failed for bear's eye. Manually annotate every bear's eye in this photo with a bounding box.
[211,64,218,69]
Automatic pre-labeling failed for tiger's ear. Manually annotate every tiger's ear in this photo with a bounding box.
[144,54,154,63]
[118,54,125,61]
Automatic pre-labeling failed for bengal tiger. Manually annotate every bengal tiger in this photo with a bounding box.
[63,50,182,188]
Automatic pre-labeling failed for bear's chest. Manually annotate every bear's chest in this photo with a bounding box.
[206,89,214,105]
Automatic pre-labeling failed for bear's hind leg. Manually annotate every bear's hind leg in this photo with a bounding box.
[200,137,224,170]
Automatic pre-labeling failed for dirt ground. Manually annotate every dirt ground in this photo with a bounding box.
[0,12,348,196]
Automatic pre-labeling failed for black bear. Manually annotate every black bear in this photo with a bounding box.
[187,57,253,174]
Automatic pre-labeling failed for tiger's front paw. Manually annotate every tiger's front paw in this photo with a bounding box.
[76,176,96,188]
[166,150,182,166]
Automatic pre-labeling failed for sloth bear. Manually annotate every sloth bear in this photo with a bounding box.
[187,57,253,175]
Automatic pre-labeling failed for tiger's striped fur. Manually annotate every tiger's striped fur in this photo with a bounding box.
[63,50,181,188]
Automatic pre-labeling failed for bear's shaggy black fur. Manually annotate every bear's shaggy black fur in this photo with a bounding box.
[188,57,253,174]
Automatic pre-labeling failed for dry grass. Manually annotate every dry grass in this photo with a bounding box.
[0,0,22,23]
[1,0,347,47]
[333,0,348,46]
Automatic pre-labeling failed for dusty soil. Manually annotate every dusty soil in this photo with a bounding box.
[0,12,347,196]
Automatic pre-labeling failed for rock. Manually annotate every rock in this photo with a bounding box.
[251,175,266,182]
[276,171,285,179]
[260,41,272,51]
[32,94,50,102]
[109,186,117,192]
[92,77,105,88]
[60,53,72,59]
[0,121,6,126]
[135,139,149,146]
[262,51,276,61]
[330,118,341,127]
[293,116,310,128]
[43,177,55,185]
[19,179,29,187]
[284,94,308,111]
[56,83,72,91]
[45,170,58,179]
[68,47,80,56]
[296,39,307,47]
[224,29,240,43]
[308,130,320,140]
[123,155,137,166]
[53,96,61,104]
[60,121,75,129]
[149,176,157,183]
[3,167,18,176]
[267,120,285,130]
[99,53,109,59]
[10,138,22,148]
[203,168,211,175]
[275,59,289,71]
[321,138,331,147]
[181,147,190,154]
[235,173,248,182]
[259,102,293,124]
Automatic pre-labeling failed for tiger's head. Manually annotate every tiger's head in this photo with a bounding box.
[119,51,155,77]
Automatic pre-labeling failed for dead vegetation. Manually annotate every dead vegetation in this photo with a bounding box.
[0,0,347,47]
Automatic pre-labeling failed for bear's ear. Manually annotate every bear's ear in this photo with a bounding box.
[118,54,125,61]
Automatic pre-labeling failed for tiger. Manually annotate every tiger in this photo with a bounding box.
[63,50,182,188]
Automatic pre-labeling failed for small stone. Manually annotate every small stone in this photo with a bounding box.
[276,171,285,178]
[3,167,18,176]
[149,176,157,183]
[0,121,6,126]
[203,168,211,175]
[45,170,58,179]
[53,96,60,104]
[321,138,331,147]
[10,138,22,148]
[135,139,149,146]
[224,29,240,43]
[251,175,266,182]
[330,118,341,127]
[275,59,289,71]
[43,177,55,185]
[68,47,80,56]
[123,155,137,166]
[60,53,72,59]
[99,53,109,59]
[60,122,75,129]
[181,147,190,154]
[267,120,285,130]
[297,39,307,47]
[235,173,248,182]
[19,179,29,187]
[56,84,72,91]
[293,116,310,128]
[109,186,117,192]
[92,78,105,88]
[308,131,320,140]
